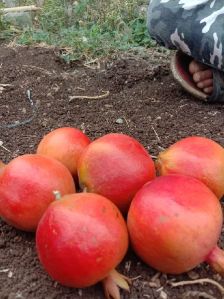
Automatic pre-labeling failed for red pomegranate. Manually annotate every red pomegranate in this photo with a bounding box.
[127,175,224,274]
[37,127,91,180]
[78,133,156,213]
[0,154,76,231]
[156,136,224,199]
[36,192,130,298]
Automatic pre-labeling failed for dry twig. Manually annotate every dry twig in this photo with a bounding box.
[151,125,161,144]
[0,5,41,13]
[183,291,217,299]
[84,58,100,70]
[69,90,110,101]
[22,65,53,75]
[0,84,12,87]
[170,278,224,296]
[0,269,9,273]
[0,141,10,153]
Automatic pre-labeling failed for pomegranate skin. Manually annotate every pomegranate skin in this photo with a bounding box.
[0,154,76,231]
[37,127,91,179]
[156,136,224,199]
[78,133,156,213]
[36,193,129,288]
[127,175,223,274]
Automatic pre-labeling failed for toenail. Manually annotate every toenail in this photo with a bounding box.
[193,73,200,82]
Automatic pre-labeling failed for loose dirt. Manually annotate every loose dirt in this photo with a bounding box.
[0,44,223,299]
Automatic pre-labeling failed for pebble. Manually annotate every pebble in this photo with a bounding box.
[115,118,124,124]
[212,273,222,282]
[187,270,200,280]
[159,290,168,299]
[15,292,24,299]
[148,280,161,288]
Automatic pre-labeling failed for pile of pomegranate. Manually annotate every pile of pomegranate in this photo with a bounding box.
[0,127,224,299]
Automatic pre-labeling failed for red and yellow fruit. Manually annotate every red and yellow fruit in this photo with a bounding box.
[78,133,156,213]
[37,127,91,180]
[156,136,224,199]
[128,175,224,274]
[36,192,130,298]
[0,154,76,231]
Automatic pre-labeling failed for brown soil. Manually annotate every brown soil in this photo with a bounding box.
[0,44,224,299]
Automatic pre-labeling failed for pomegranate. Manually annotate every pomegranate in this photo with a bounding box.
[36,192,130,299]
[0,154,76,231]
[127,175,224,274]
[78,133,156,213]
[37,127,91,180]
[156,136,224,199]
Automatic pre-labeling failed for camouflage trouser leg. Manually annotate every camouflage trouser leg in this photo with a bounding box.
[147,0,224,72]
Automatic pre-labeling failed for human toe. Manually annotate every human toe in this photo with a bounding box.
[197,78,213,89]
[193,69,213,83]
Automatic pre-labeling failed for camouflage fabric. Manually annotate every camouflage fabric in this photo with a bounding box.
[147,0,224,71]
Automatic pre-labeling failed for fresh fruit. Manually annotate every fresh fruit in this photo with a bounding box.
[127,175,224,274]
[0,154,76,231]
[37,127,91,180]
[156,136,224,199]
[78,133,156,213]
[36,192,130,299]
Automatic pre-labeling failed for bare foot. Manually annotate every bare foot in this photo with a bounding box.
[189,60,213,94]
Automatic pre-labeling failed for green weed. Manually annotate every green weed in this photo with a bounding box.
[1,0,153,61]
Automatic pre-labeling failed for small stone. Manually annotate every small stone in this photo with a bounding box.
[41,120,48,127]
[151,272,160,282]
[8,271,13,278]
[115,118,124,124]
[35,99,41,107]
[187,270,200,280]
[160,273,167,283]
[159,291,168,299]
[213,273,222,281]
[15,292,24,299]
[148,280,161,288]
[80,123,86,133]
